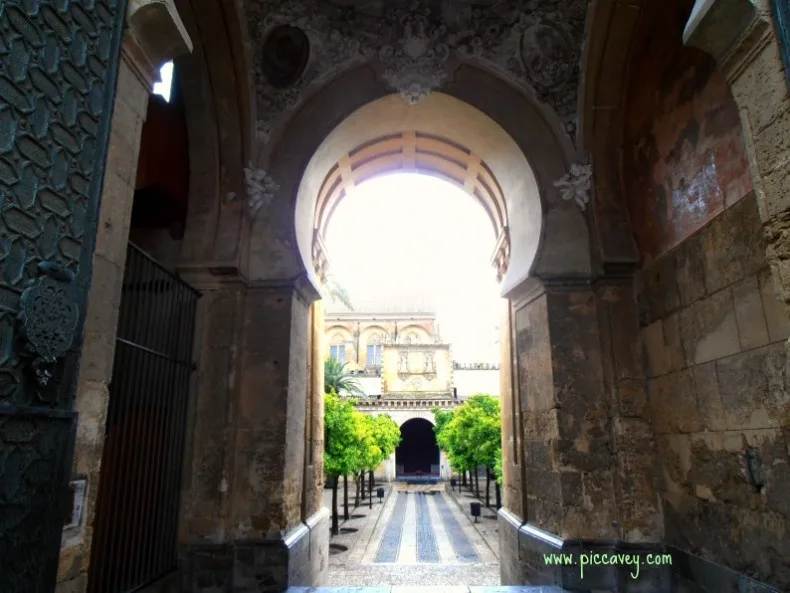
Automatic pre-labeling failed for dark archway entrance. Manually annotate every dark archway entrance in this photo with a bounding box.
[396,418,440,477]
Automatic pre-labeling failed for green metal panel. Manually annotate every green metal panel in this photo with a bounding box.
[0,0,128,589]
[774,0,790,90]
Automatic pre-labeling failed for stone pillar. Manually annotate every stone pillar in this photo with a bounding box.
[179,276,328,592]
[57,2,192,590]
[499,278,667,592]
[594,278,663,543]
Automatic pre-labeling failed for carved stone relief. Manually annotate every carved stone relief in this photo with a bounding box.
[244,0,589,147]
[554,162,592,211]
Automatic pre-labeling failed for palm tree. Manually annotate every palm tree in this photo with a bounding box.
[324,358,366,397]
[323,274,354,311]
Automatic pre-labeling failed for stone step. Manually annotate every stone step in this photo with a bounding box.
[286,585,567,593]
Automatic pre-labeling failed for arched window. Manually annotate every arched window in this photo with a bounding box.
[329,333,346,363]
[366,333,383,367]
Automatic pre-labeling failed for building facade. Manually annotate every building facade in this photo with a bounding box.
[324,298,457,481]
[1,1,790,592]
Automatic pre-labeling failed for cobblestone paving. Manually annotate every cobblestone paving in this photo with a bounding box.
[374,492,408,563]
[434,493,480,562]
[329,484,499,586]
[326,563,502,586]
[415,493,439,562]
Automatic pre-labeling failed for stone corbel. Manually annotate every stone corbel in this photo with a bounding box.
[125,0,194,90]
[490,226,510,283]
[312,229,330,286]
[683,0,774,81]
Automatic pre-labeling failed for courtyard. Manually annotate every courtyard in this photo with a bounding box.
[324,484,500,586]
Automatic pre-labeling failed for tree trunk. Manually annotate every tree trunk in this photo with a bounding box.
[485,468,491,508]
[343,474,349,521]
[474,467,480,498]
[495,480,502,510]
[331,475,339,535]
[369,471,374,508]
[360,471,366,501]
[462,471,467,488]
[355,473,360,507]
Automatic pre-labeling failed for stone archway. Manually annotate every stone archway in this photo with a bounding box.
[396,418,440,476]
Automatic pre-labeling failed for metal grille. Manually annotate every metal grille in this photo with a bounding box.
[87,244,200,593]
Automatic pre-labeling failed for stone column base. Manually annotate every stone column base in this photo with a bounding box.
[498,509,779,593]
[181,508,330,593]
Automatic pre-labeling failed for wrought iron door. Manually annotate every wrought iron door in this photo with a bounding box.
[0,0,128,591]
[88,243,199,593]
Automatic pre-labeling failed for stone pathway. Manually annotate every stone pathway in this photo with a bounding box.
[445,484,500,560]
[327,484,500,586]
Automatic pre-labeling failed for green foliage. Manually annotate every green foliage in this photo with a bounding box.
[324,391,360,477]
[324,358,365,397]
[324,392,401,476]
[371,414,401,466]
[433,394,502,477]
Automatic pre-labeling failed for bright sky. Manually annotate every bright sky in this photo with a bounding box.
[325,173,502,362]
[153,61,174,102]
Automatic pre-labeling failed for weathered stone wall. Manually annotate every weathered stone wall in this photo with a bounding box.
[619,2,790,588]
[623,0,753,263]
[514,287,620,540]
[638,193,790,589]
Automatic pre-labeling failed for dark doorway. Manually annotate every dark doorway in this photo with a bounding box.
[396,418,440,476]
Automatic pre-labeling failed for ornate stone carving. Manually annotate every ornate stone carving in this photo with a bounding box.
[245,0,588,142]
[554,163,593,211]
[520,20,574,90]
[227,165,280,215]
[17,263,80,387]
[244,166,280,215]
[379,4,451,103]
[260,25,311,88]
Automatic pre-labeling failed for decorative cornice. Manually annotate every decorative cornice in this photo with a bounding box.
[683,0,775,83]
[354,398,460,410]
[248,272,322,304]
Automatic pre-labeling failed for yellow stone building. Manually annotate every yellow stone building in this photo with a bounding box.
[324,293,459,479]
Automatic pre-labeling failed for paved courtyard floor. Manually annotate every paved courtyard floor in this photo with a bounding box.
[325,484,500,586]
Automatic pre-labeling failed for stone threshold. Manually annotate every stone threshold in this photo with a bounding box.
[286,585,568,593]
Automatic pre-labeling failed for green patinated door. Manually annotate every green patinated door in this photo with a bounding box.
[0,0,128,590]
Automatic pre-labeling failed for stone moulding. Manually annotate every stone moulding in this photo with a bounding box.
[683,0,776,82]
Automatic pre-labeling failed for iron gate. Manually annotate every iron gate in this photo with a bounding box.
[87,244,199,593]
